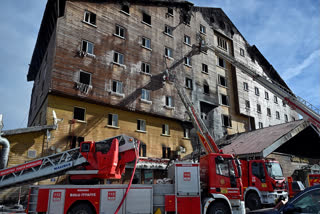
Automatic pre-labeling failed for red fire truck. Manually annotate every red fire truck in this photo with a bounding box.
[240,159,287,210]
[308,174,320,186]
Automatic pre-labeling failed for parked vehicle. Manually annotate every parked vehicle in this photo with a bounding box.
[248,185,320,214]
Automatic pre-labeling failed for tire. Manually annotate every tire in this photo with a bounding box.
[69,203,95,214]
[208,202,231,214]
[246,192,262,211]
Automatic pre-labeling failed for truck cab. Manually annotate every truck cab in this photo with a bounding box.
[241,159,287,210]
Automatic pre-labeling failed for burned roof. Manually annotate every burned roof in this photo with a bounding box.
[222,120,308,158]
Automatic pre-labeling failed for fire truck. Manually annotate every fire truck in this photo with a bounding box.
[308,174,320,187]
[240,159,287,210]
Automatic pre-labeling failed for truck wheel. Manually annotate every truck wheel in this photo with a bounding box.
[69,203,94,214]
[208,202,231,214]
[246,192,261,210]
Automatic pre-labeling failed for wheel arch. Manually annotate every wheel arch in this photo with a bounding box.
[203,194,232,214]
[244,187,262,202]
[66,200,97,214]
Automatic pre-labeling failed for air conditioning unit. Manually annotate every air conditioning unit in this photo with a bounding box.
[28,150,37,158]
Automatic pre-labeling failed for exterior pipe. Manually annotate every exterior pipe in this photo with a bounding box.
[0,135,10,169]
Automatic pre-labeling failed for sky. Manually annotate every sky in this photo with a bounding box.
[0,0,319,131]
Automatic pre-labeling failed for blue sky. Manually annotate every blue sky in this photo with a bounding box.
[0,0,319,130]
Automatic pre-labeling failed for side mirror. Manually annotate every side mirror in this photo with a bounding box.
[283,204,302,214]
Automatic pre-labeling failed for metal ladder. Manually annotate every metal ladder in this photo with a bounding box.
[0,148,87,190]
[210,46,320,130]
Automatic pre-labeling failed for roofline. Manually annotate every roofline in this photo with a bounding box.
[2,125,57,136]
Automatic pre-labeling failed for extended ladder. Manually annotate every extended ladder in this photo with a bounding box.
[210,46,320,130]
[0,148,86,190]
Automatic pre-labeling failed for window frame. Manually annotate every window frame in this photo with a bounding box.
[274,96,278,104]
[243,82,249,91]
[164,25,173,36]
[79,71,92,85]
[267,108,271,117]
[255,87,260,96]
[141,89,151,101]
[276,111,280,119]
[265,91,269,100]
[115,24,125,38]
[218,75,227,87]
[111,80,123,94]
[141,62,151,74]
[137,119,146,132]
[107,113,119,127]
[202,63,208,74]
[81,40,94,55]
[83,10,96,26]
[217,36,228,51]
[142,37,151,50]
[184,35,191,45]
[162,124,170,136]
[184,57,192,67]
[218,57,226,68]
[165,96,174,107]
[185,77,193,90]
[220,94,229,106]
[221,114,232,127]
[165,47,173,59]
[257,104,262,114]
[167,8,174,16]
[142,12,151,26]
[120,5,130,15]
[203,83,210,95]
[73,106,86,121]
[113,51,124,65]
[240,48,245,57]
[200,24,206,34]
[245,100,250,109]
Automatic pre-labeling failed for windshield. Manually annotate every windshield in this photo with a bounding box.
[266,162,283,178]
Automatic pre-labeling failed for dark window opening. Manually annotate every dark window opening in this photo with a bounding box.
[108,113,118,127]
[202,63,208,73]
[240,48,245,57]
[218,57,225,68]
[185,78,193,89]
[218,75,227,87]
[84,11,96,25]
[162,124,170,135]
[73,107,85,121]
[121,5,130,14]
[162,146,171,159]
[139,143,147,157]
[167,8,173,16]
[220,94,229,106]
[137,119,146,131]
[143,13,151,25]
[245,100,250,109]
[203,84,209,94]
[257,104,261,113]
[79,71,91,85]
[222,115,232,127]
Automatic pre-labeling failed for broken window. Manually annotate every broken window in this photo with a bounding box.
[164,25,173,36]
[274,95,278,104]
[184,35,191,45]
[255,87,260,96]
[185,77,193,90]
[203,83,209,94]
[79,71,91,85]
[245,100,250,109]
[115,25,125,38]
[285,114,288,122]
[141,62,150,74]
[184,128,190,138]
[257,104,261,113]
[265,91,269,100]
[113,51,124,65]
[165,47,173,58]
[121,5,130,14]
[142,37,151,49]
[218,75,227,87]
[141,89,151,101]
[142,12,151,25]
[73,107,85,121]
[202,63,208,73]
[240,48,245,57]
[165,96,174,107]
[112,80,123,94]
[83,11,96,26]
[267,108,271,117]
[184,57,192,66]
[282,100,286,107]
[243,82,249,91]
[220,94,229,106]
[218,57,226,68]
[81,40,94,55]
[217,37,228,51]
[162,124,170,135]
[167,8,173,16]
[258,122,263,129]
[162,146,171,158]
[222,114,232,127]
[200,24,206,34]
[276,111,280,119]
[108,113,118,127]
[137,119,146,131]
